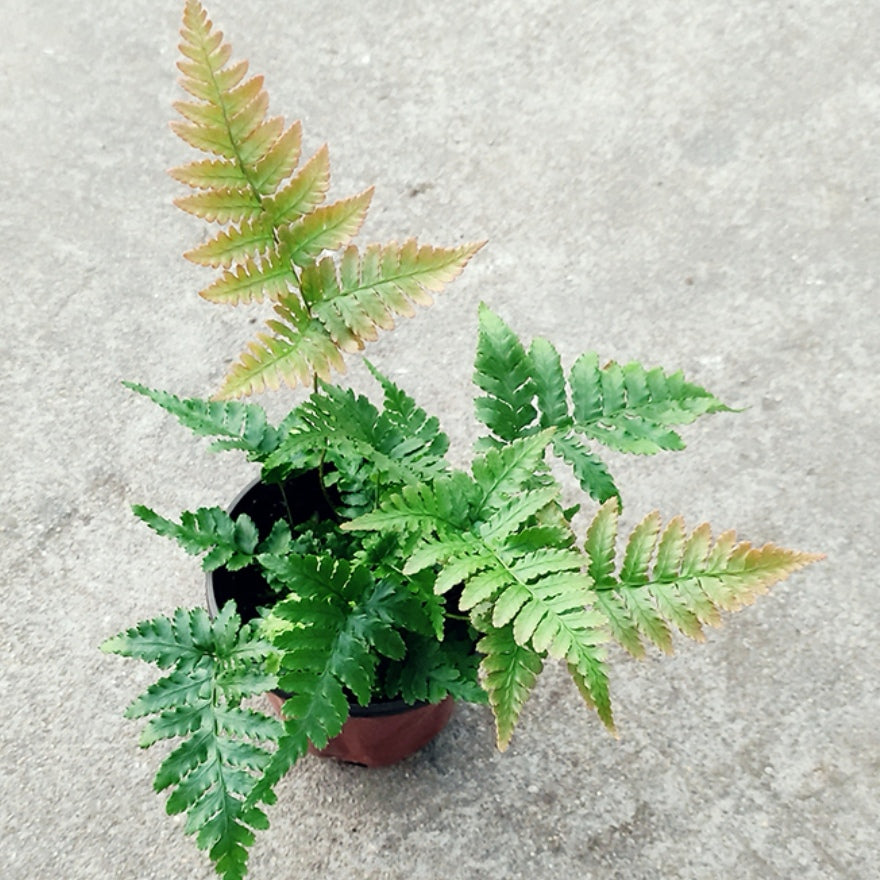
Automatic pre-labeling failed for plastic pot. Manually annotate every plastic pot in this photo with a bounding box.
[205,472,455,766]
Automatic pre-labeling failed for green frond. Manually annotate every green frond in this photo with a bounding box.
[477,624,544,750]
[583,498,619,584]
[123,382,281,458]
[570,353,730,455]
[477,486,560,544]
[262,377,449,514]
[124,669,212,719]
[131,505,259,572]
[365,360,451,463]
[585,502,824,656]
[269,557,406,709]
[473,307,622,502]
[103,600,280,880]
[385,633,486,705]
[249,558,410,801]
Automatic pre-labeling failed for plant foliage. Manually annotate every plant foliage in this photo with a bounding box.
[172,0,482,398]
[104,3,823,878]
[473,303,731,502]
[101,604,281,880]
[585,499,824,657]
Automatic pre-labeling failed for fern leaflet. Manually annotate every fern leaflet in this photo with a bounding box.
[132,505,261,572]
[124,382,281,459]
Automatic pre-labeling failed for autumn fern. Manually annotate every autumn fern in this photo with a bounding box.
[585,499,824,657]
[101,604,281,880]
[172,0,483,397]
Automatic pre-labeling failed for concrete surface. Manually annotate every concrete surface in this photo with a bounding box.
[2,1,878,878]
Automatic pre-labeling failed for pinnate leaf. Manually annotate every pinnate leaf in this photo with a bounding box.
[586,502,823,655]
[103,600,280,880]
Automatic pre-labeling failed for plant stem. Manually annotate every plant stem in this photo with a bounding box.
[278,481,296,531]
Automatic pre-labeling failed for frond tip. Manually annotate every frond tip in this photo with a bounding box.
[587,498,824,657]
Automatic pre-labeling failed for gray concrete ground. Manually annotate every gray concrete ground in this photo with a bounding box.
[2,1,878,877]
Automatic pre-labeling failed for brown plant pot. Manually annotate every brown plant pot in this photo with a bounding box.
[266,692,455,767]
[206,473,455,767]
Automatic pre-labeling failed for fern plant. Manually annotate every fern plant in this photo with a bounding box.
[102,3,822,879]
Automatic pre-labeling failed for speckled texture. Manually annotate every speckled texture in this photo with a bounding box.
[2,1,878,878]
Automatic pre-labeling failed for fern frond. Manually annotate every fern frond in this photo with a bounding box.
[102,602,281,880]
[132,505,258,572]
[570,354,730,455]
[473,307,619,500]
[249,558,408,802]
[344,472,481,538]
[172,3,481,396]
[124,382,281,458]
[473,306,728,498]
[385,632,486,705]
[263,377,450,514]
[586,499,823,656]
[365,360,451,463]
[347,465,612,736]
